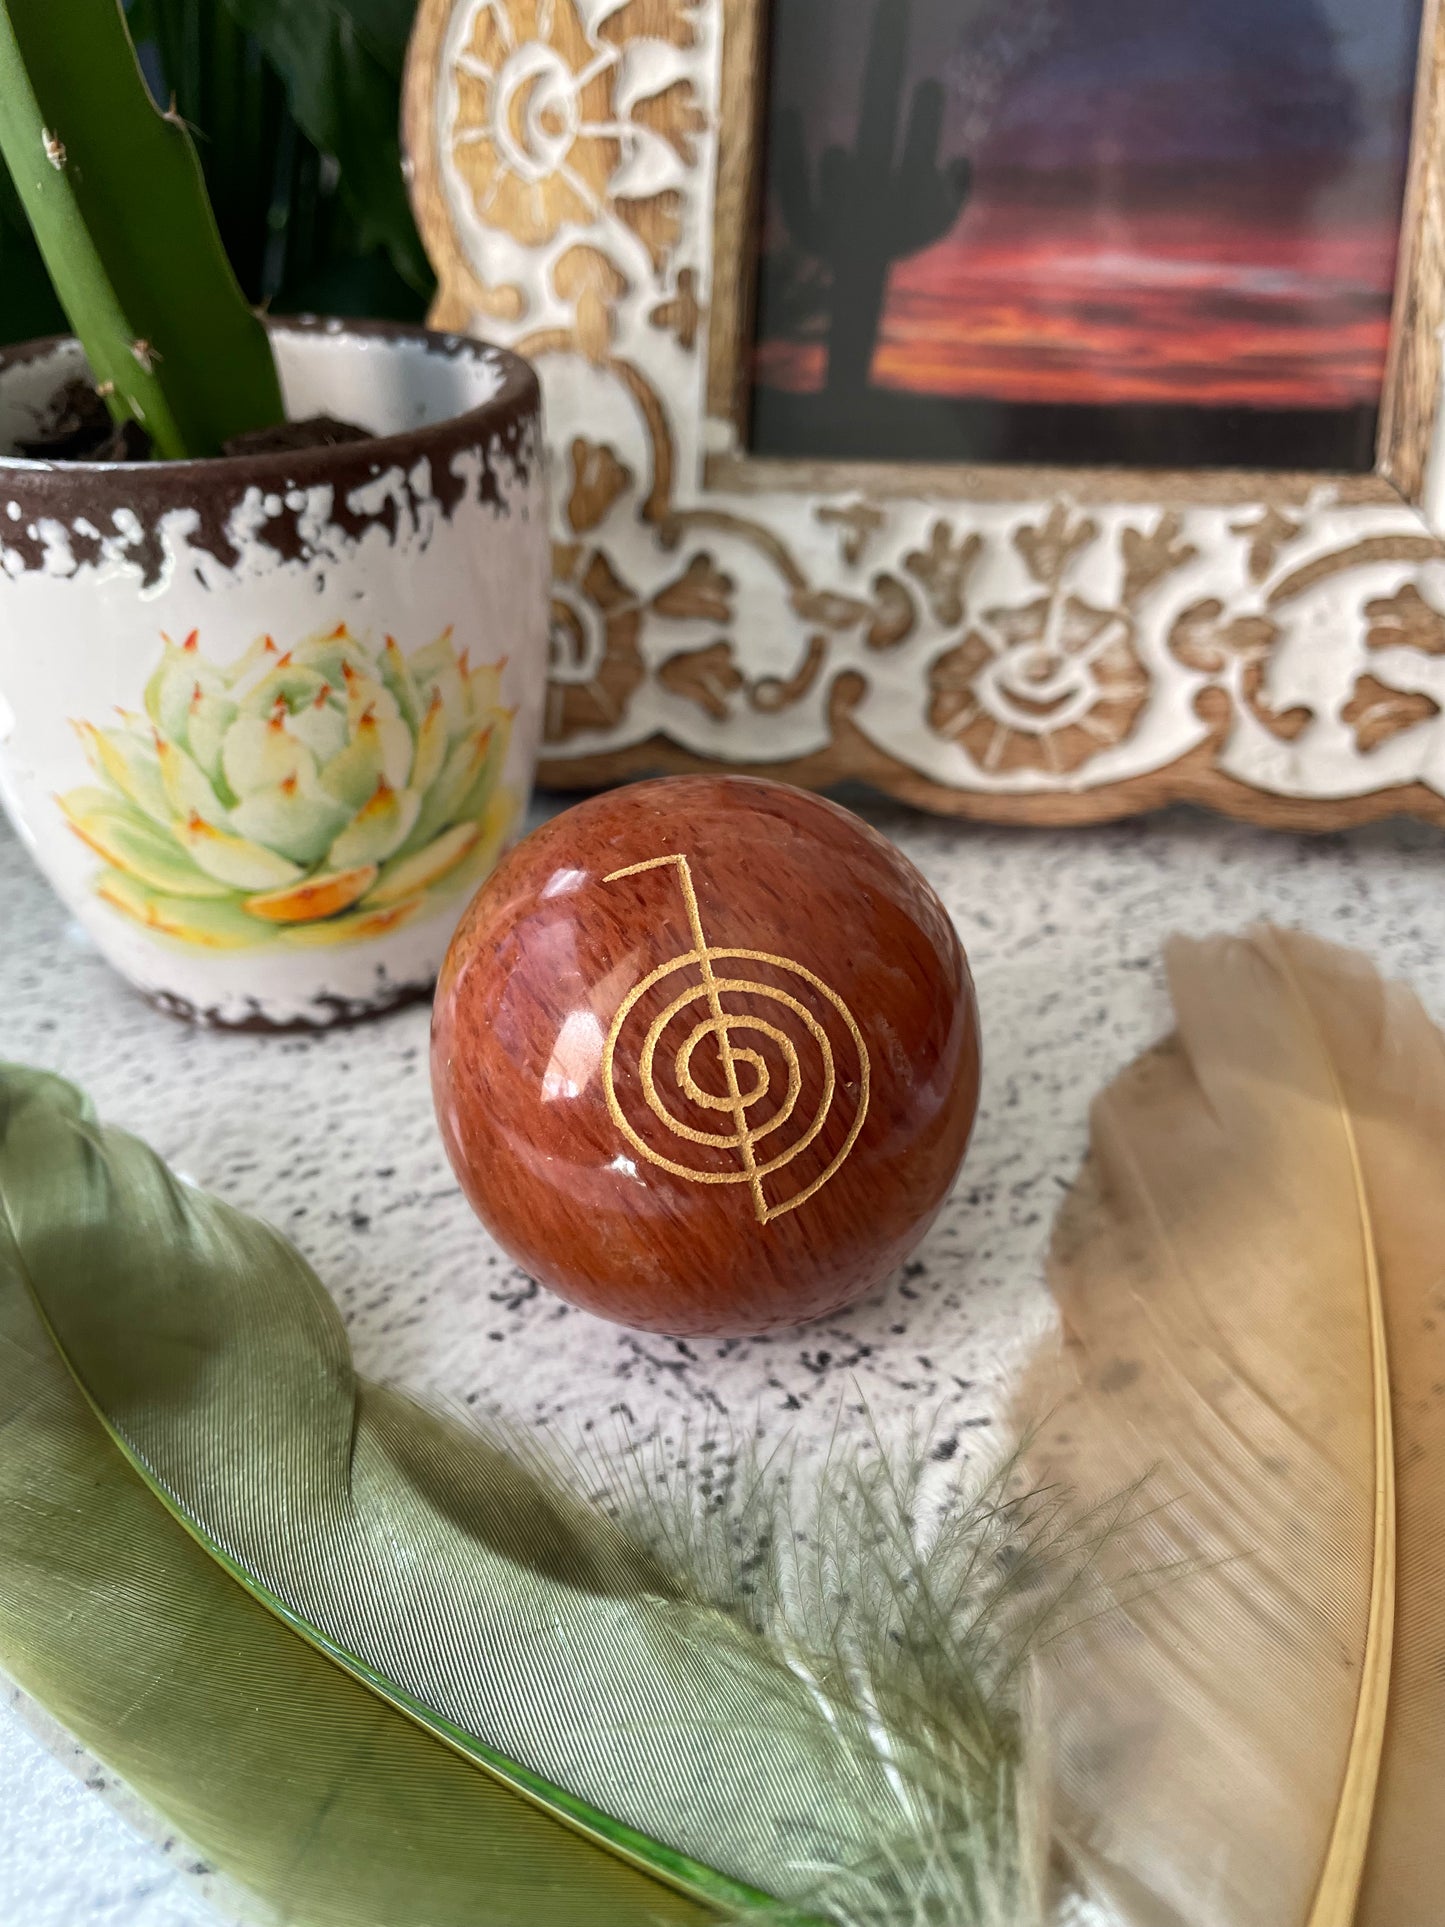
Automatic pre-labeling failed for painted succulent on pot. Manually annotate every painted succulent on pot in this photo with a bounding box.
[59,623,517,950]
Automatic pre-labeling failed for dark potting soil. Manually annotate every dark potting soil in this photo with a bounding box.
[222,416,373,457]
[14,378,371,463]
[15,381,151,462]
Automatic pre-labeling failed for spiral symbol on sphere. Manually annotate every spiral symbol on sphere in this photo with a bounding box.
[601,855,870,1225]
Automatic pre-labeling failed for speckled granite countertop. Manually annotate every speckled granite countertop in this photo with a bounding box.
[2,793,1442,1926]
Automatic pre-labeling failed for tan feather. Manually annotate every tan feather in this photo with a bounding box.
[1017,927,1444,1927]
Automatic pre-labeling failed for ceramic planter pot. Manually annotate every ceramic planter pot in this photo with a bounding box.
[0,319,547,1028]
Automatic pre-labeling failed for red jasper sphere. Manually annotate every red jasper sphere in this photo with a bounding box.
[431,777,981,1336]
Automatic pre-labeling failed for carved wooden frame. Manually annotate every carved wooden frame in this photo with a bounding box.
[405,0,1445,826]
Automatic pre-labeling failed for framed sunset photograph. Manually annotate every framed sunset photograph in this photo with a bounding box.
[408,0,1445,828]
[750,0,1426,470]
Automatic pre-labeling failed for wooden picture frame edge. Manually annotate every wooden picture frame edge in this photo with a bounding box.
[405,0,1445,829]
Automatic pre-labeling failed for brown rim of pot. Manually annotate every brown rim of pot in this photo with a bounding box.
[0,318,543,582]
[0,316,541,494]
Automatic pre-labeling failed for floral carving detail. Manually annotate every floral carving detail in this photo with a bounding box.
[1168,601,1279,674]
[648,267,701,351]
[659,632,829,722]
[652,553,733,622]
[632,81,706,164]
[548,544,646,741]
[598,0,697,47]
[658,640,745,719]
[793,587,873,630]
[566,436,632,533]
[1015,504,1096,586]
[1231,507,1304,583]
[450,0,699,273]
[1120,512,1196,606]
[1167,598,1311,742]
[1241,665,1312,742]
[752,636,828,712]
[924,508,1179,775]
[905,521,983,626]
[650,556,912,720]
[452,1,620,248]
[548,545,736,742]
[1365,582,1445,656]
[553,245,627,362]
[930,595,1150,775]
[1341,674,1441,752]
[865,574,915,650]
[651,556,755,721]
[818,501,886,568]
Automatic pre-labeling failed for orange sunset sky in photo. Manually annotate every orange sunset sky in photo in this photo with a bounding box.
[755,0,1423,416]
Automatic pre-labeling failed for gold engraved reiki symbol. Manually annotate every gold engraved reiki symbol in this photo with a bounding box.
[601,854,870,1224]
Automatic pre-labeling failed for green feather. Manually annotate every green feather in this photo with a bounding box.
[0,1064,1116,1925]
[0,1115,706,1925]
[0,1065,784,1915]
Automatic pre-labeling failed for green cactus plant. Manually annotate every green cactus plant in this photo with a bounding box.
[774,0,971,397]
[0,0,284,457]
[58,624,518,950]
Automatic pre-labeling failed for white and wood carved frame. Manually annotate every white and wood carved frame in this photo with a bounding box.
[405,0,1445,827]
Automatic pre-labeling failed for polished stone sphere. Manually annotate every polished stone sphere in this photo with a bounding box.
[431,777,981,1336]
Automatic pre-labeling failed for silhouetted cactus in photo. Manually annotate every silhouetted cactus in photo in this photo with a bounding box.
[774,0,971,397]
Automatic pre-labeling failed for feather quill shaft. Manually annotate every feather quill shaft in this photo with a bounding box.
[1281,951,1394,1927]
[1018,927,1442,1927]
[1290,940,1445,1926]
